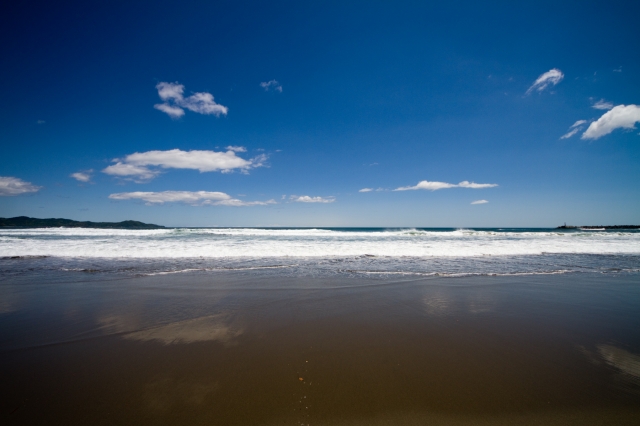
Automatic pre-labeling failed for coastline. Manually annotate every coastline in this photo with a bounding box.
[0,216,165,229]
[1,271,639,425]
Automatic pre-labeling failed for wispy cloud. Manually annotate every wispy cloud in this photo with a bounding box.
[525,68,564,95]
[560,128,581,139]
[471,200,488,204]
[560,119,588,139]
[0,176,41,196]
[359,188,373,192]
[457,181,498,189]
[154,82,228,118]
[154,103,185,118]
[37,120,45,124]
[592,99,614,110]
[394,180,498,191]
[396,181,456,191]
[215,198,276,207]
[70,170,93,182]
[582,104,640,140]
[102,148,267,182]
[109,191,276,206]
[102,163,161,183]
[290,195,335,203]
[260,80,283,92]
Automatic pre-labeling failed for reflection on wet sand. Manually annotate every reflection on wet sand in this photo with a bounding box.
[598,344,640,383]
[124,314,243,345]
[98,312,243,345]
[422,292,451,316]
[422,288,498,316]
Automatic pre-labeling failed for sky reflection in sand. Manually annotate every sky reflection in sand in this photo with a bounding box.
[422,288,499,316]
[98,313,242,345]
[125,314,243,345]
[597,344,640,384]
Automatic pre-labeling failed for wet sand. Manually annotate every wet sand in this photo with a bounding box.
[1,272,639,425]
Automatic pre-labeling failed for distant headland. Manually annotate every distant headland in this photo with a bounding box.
[0,216,165,229]
[556,224,640,230]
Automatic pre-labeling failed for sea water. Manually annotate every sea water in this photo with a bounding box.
[1,227,639,281]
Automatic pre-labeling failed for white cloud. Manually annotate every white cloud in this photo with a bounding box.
[457,181,497,189]
[102,149,266,182]
[560,128,581,139]
[102,162,160,183]
[213,198,276,207]
[592,99,614,110]
[394,180,498,191]
[260,80,283,92]
[156,81,184,101]
[109,191,276,206]
[0,176,41,196]
[181,92,228,115]
[154,103,185,118]
[70,170,93,182]
[225,145,247,152]
[525,68,564,95]
[560,120,588,139]
[154,82,228,118]
[290,195,335,203]
[582,104,640,140]
[471,200,488,204]
[359,188,373,192]
[395,181,456,191]
[246,153,268,169]
[123,149,251,171]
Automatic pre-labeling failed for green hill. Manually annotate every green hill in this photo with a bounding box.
[0,216,165,229]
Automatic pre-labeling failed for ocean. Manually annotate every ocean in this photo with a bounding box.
[1,227,639,282]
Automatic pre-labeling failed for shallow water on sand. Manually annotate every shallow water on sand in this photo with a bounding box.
[1,271,639,425]
[2,253,640,285]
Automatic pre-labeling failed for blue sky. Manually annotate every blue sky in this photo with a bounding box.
[1,0,639,227]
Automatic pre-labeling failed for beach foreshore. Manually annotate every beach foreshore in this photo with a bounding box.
[1,272,639,425]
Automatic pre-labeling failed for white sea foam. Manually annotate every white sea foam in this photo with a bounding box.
[1,227,639,258]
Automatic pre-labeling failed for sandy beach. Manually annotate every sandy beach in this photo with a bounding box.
[1,271,639,425]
